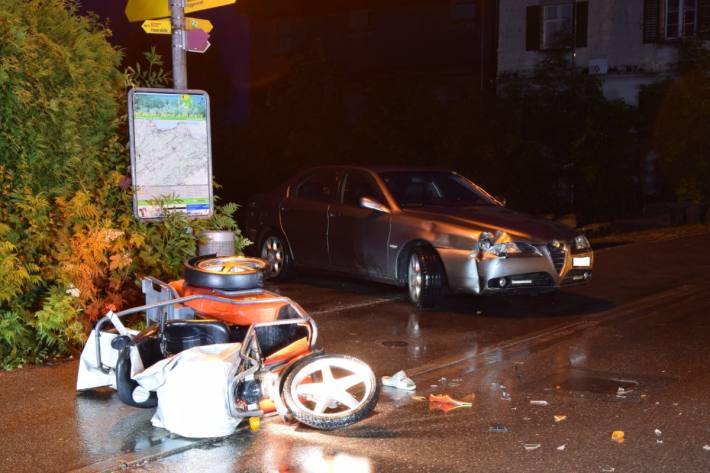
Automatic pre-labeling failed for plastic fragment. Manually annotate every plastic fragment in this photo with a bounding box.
[501,391,512,401]
[654,429,662,437]
[428,394,473,413]
[601,468,615,472]
[703,445,710,451]
[524,443,541,451]
[557,444,566,451]
[530,400,549,406]
[611,431,625,444]
[616,387,633,397]
[412,395,427,401]
[554,415,567,423]
[249,416,260,432]
[382,370,416,391]
[488,422,509,433]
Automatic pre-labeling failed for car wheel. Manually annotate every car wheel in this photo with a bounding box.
[183,255,267,290]
[282,354,380,430]
[407,246,445,309]
[260,233,292,280]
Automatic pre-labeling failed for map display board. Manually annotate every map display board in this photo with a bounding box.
[128,88,213,220]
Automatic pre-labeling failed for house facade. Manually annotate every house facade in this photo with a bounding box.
[498,0,710,104]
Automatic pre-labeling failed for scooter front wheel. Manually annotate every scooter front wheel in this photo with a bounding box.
[282,354,379,430]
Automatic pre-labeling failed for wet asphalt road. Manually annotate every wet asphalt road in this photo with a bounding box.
[2,231,710,472]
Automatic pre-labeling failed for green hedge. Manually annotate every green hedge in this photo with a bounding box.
[0,1,249,369]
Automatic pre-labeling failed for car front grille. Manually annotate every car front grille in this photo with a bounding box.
[487,272,554,289]
[547,242,566,274]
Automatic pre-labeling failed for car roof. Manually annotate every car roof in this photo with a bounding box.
[301,164,455,175]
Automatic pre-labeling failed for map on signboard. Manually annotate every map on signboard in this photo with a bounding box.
[129,89,213,220]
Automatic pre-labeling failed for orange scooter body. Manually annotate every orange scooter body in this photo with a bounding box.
[169,279,288,325]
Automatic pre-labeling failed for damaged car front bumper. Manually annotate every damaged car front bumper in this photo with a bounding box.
[438,239,594,295]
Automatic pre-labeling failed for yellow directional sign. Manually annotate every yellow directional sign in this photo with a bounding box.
[141,17,214,35]
[126,0,235,23]
[141,19,171,34]
[185,18,213,33]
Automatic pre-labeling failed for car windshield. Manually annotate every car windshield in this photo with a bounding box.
[379,171,498,208]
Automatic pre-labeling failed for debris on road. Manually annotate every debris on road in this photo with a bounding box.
[524,443,541,451]
[557,444,566,451]
[530,400,549,406]
[428,394,473,413]
[488,422,510,433]
[382,370,416,391]
[703,445,710,451]
[554,415,567,423]
[616,387,634,398]
[501,390,512,401]
[654,429,662,436]
[611,431,625,444]
[412,395,427,401]
[601,468,616,472]
[249,416,260,432]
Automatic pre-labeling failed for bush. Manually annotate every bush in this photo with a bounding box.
[0,1,249,369]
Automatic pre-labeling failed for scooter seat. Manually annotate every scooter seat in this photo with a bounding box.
[162,319,231,353]
[115,319,232,408]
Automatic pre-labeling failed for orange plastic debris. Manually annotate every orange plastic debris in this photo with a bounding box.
[428,394,473,414]
[611,431,625,443]
[249,416,261,432]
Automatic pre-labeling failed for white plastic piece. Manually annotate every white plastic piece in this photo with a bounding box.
[76,329,137,391]
[133,343,243,438]
[381,370,416,391]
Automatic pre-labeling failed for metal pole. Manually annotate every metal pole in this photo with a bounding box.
[170,0,187,89]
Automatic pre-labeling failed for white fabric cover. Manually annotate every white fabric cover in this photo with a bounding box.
[133,343,243,438]
[76,329,138,391]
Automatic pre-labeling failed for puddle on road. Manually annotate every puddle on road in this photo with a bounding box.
[559,374,638,395]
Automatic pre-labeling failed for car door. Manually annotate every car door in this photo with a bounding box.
[328,170,391,278]
[280,169,338,269]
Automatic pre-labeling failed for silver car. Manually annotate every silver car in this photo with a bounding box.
[244,166,593,308]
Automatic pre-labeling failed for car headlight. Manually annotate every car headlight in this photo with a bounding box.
[484,241,542,258]
[573,235,591,251]
[477,231,496,251]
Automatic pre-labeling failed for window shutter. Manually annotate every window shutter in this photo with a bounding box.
[574,2,589,48]
[526,5,541,51]
[699,0,710,40]
[642,0,662,43]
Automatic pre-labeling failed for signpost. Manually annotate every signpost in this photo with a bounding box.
[185,28,211,53]
[125,0,235,22]
[141,17,213,34]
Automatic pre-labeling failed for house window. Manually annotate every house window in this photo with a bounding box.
[542,4,573,49]
[665,0,697,39]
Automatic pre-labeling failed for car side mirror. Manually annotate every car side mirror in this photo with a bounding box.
[360,196,390,214]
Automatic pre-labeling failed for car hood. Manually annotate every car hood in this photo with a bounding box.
[401,205,579,242]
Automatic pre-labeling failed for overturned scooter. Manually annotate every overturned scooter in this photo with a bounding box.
[77,255,380,437]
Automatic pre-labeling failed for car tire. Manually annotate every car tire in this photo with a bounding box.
[282,354,380,430]
[407,245,445,309]
[260,232,292,280]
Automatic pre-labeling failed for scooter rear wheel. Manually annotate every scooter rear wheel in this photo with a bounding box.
[282,354,379,430]
[184,255,267,290]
